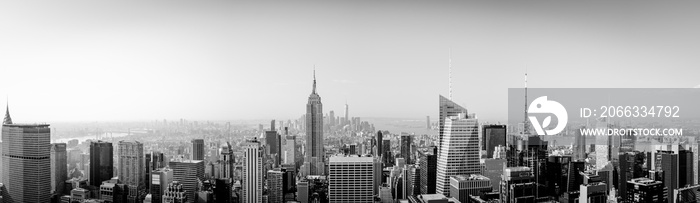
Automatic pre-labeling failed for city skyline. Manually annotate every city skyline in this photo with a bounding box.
[1,1,699,123]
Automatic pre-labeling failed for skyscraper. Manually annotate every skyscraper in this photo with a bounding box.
[117,141,145,202]
[243,138,263,203]
[192,139,204,161]
[382,139,392,167]
[220,142,235,180]
[169,160,204,202]
[400,134,412,164]
[150,168,173,203]
[1,106,52,202]
[90,141,114,188]
[438,95,467,159]
[344,102,349,125]
[265,130,280,165]
[418,147,437,194]
[375,131,383,158]
[573,126,587,161]
[282,136,296,165]
[328,156,374,203]
[626,178,666,203]
[51,143,68,195]
[267,169,284,203]
[306,70,325,176]
[482,124,506,159]
[436,113,480,196]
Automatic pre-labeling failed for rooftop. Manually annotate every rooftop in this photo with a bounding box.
[452,174,490,181]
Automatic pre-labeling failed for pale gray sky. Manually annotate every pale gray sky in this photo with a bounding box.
[1,1,698,122]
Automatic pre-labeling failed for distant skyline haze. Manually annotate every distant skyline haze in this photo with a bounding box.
[1,1,698,123]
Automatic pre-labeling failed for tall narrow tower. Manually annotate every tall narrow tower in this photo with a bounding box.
[306,69,325,175]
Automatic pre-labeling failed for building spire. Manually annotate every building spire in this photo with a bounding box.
[4,97,12,125]
[449,48,452,100]
[312,65,317,94]
[524,66,528,134]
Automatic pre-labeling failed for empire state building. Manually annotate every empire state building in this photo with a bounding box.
[305,70,325,176]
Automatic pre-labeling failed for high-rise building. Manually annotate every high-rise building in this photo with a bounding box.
[297,180,309,203]
[438,95,467,159]
[90,141,114,188]
[376,131,383,158]
[169,160,204,202]
[450,174,492,203]
[282,136,296,165]
[500,167,536,203]
[344,103,349,126]
[306,70,325,176]
[51,143,68,196]
[482,158,506,193]
[150,168,173,203]
[1,107,52,202]
[267,169,284,203]
[265,130,281,165]
[627,178,666,203]
[619,152,645,202]
[328,156,374,203]
[482,124,506,159]
[118,140,145,202]
[192,139,204,161]
[220,142,235,180]
[418,148,437,194]
[243,138,263,203]
[400,134,412,164]
[435,113,480,196]
[656,150,679,203]
[382,139,392,167]
[573,127,587,161]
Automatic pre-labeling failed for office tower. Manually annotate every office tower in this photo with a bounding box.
[400,134,412,164]
[521,135,549,198]
[329,111,335,127]
[438,95,467,158]
[282,136,296,165]
[220,142,234,180]
[162,181,187,203]
[243,138,263,203]
[482,158,506,192]
[344,103,349,126]
[306,70,325,176]
[618,152,645,202]
[349,144,357,155]
[435,113,480,196]
[500,167,536,203]
[679,150,693,188]
[426,116,430,129]
[328,156,374,203]
[376,131,383,158]
[450,174,492,203]
[192,139,204,161]
[150,168,173,203]
[482,124,506,159]
[267,169,284,203]
[382,139,392,167]
[418,148,437,194]
[90,141,114,188]
[297,180,309,203]
[657,151,678,203]
[151,151,165,170]
[51,143,68,196]
[1,108,51,202]
[214,178,232,203]
[271,119,276,131]
[627,178,666,203]
[545,156,572,197]
[118,141,145,202]
[573,127,587,161]
[265,130,280,165]
[169,160,204,202]
[373,158,382,195]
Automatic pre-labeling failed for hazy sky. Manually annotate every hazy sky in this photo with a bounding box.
[1,1,699,123]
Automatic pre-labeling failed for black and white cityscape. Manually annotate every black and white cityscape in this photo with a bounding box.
[1,1,700,203]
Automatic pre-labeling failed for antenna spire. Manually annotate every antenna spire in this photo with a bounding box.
[4,96,12,125]
[524,66,528,134]
[449,48,452,100]
[312,65,317,94]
